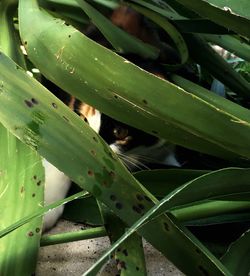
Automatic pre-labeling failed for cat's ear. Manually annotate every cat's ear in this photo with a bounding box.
[110,6,143,37]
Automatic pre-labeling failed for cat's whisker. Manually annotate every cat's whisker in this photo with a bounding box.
[129,153,160,164]
[117,154,144,171]
[117,152,150,170]
[128,156,150,170]
[119,156,143,171]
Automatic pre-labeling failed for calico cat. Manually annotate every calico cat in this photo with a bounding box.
[43,102,180,231]
[43,5,181,231]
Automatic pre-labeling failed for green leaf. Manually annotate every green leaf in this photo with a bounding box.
[0,0,25,67]
[91,0,119,9]
[84,208,230,276]
[221,229,250,275]
[171,74,250,120]
[183,34,250,99]
[201,34,250,62]
[0,2,43,274]
[173,0,250,39]
[40,0,90,26]
[129,3,189,66]
[76,0,160,59]
[85,167,250,275]
[0,51,228,276]
[174,19,231,34]
[173,200,250,223]
[115,233,146,276]
[134,169,209,197]
[129,0,185,20]
[0,191,87,239]
[99,202,147,275]
[206,0,250,20]
[151,168,250,217]
[41,226,106,246]
[18,0,250,161]
[64,169,209,224]
[64,193,102,225]
[0,125,44,275]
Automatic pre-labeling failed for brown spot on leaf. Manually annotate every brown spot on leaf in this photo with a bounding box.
[144,195,151,202]
[102,180,108,187]
[196,248,201,254]
[24,100,33,108]
[198,265,209,276]
[138,204,145,210]
[115,202,123,209]
[110,195,116,201]
[117,261,126,270]
[28,231,34,237]
[136,194,144,201]
[88,170,94,176]
[164,222,170,231]
[31,98,38,105]
[109,171,115,178]
[52,102,57,108]
[63,116,69,122]
[132,205,142,214]
[122,249,128,256]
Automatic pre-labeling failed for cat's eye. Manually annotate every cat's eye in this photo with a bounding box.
[113,127,128,140]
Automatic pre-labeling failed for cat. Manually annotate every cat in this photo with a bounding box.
[43,99,180,231]
[42,5,181,231]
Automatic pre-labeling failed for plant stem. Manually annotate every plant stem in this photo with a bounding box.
[40,226,107,246]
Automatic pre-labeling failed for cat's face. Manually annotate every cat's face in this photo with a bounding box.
[73,99,179,170]
[98,113,159,152]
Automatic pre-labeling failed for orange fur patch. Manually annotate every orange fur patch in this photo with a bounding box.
[68,96,75,110]
[79,103,96,120]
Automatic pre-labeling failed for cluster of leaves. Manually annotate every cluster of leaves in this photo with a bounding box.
[0,0,250,275]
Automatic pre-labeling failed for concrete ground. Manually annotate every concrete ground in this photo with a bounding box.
[36,219,183,275]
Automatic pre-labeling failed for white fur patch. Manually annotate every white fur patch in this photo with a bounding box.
[43,111,179,230]
[42,109,102,231]
[43,160,71,231]
[87,109,101,133]
[110,140,180,170]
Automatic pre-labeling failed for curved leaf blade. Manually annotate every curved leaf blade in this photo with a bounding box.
[18,1,250,161]
[129,2,189,66]
[183,34,250,99]
[0,125,44,275]
[76,0,159,59]
[202,35,250,62]
[0,51,229,276]
[173,0,250,38]
[221,229,250,276]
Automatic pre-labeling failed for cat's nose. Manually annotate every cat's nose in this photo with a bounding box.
[116,136,132,145]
